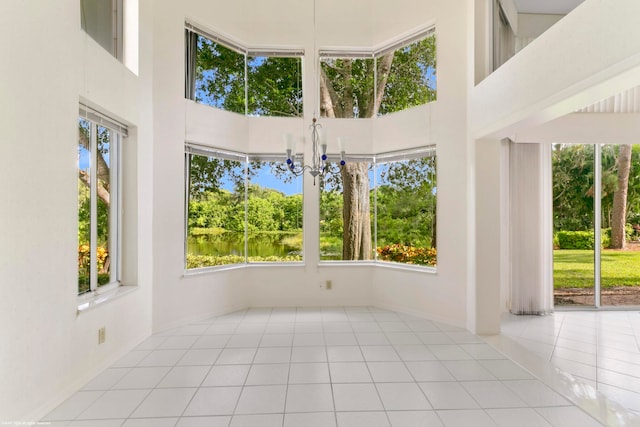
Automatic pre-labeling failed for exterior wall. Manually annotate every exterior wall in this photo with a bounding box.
[0,0,154,420]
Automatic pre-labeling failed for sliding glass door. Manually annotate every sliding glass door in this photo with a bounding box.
[553,144,640,308]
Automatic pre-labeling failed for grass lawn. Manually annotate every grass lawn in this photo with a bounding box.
[554,249,640,288]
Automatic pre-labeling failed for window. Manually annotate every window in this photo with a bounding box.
[247,55,303,117]
[185,25,303,117]
[80,0,123,60]
[319,30,437,119]
[376,32,437,115]
[375,149,437,267]
[185,145,303,270]
[186,150,246,268]
[319,55,375,118]
[319,147,437,268]
[552,144,640,307]
[78,107,126,295]
[319,158,375,260]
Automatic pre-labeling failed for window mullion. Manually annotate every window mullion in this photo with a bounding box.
[244,53,248,116]
[244,156,249,263]
[373,156,378,260]
[184,153,191,269]
[112,132,121,283]
[594,144,602,307]
[90,123,98,292]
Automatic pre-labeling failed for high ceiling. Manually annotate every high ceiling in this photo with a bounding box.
[513,0,585,15]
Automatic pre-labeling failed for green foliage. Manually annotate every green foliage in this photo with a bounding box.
[280,233,303,251]
[319,236,343,259]
[376,157,436,249]
[319,190,344,239]
[378,34,437,115]
[196,36,246,113]
[247,56,303,117]
[553,144,640,232]
[556,230,611,249]
[377,244,437,266]
[320,57,375,118]
[189,155,245,199]
[186,253,302,269]
[195,35,303,117]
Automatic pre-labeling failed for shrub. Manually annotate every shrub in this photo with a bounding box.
[189,227,225,236]
[556,230,611,249]
[186,253,302,269]
[376,244,436,266]
[78,244,109,272]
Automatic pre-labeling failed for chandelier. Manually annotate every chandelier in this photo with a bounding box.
[285,118,345,185]
[283,0,345,185]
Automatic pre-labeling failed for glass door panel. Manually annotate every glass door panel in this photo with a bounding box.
[553,144,596,307]
[600,144,640,306]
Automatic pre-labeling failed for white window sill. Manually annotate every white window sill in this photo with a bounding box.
[183,261,305,277]
[77,284,138,314]
[375,261,437,274]
[319,260,436,274]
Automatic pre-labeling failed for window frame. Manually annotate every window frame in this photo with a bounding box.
[78,105,127,298]
[318,27,436,119]
[318,146,437,272]
[184,143,305,273]
[185,22,304,117]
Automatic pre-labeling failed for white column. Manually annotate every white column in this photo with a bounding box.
[474,139,508,334]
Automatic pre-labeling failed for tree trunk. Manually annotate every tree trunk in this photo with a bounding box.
[341,163,372,260]
[319,54,395,260]
[610,144,632,249]
[431,212,437,249]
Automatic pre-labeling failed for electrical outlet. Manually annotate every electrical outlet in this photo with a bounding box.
[325,280,332,290]
[98,327,106,344]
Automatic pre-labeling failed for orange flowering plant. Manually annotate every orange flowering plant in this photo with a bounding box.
[377,244,436,266]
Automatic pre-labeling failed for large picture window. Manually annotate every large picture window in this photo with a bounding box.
[319,30,436,119]
[376,32,437,115]
[185,146,303,270]
[375,149,437,266]
[319,158,374,260]
[320,55,375,118]
[78,108,126,295]
[319,147,437,268]
[185,25,303,117]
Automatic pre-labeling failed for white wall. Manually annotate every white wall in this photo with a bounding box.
[373,0,473,329]
[0,0,154,421]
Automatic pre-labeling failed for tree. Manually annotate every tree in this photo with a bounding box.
[610,144,633,248]
[195,34,303,117]
[553,144,640,247]
[320,35,437,259]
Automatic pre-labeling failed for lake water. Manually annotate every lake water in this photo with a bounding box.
[187,232,300,257]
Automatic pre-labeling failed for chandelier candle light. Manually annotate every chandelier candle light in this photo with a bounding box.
[285,118,346,185]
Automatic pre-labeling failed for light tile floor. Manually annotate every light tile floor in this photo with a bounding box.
[500,310,640,417]
[41,307,638,426]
